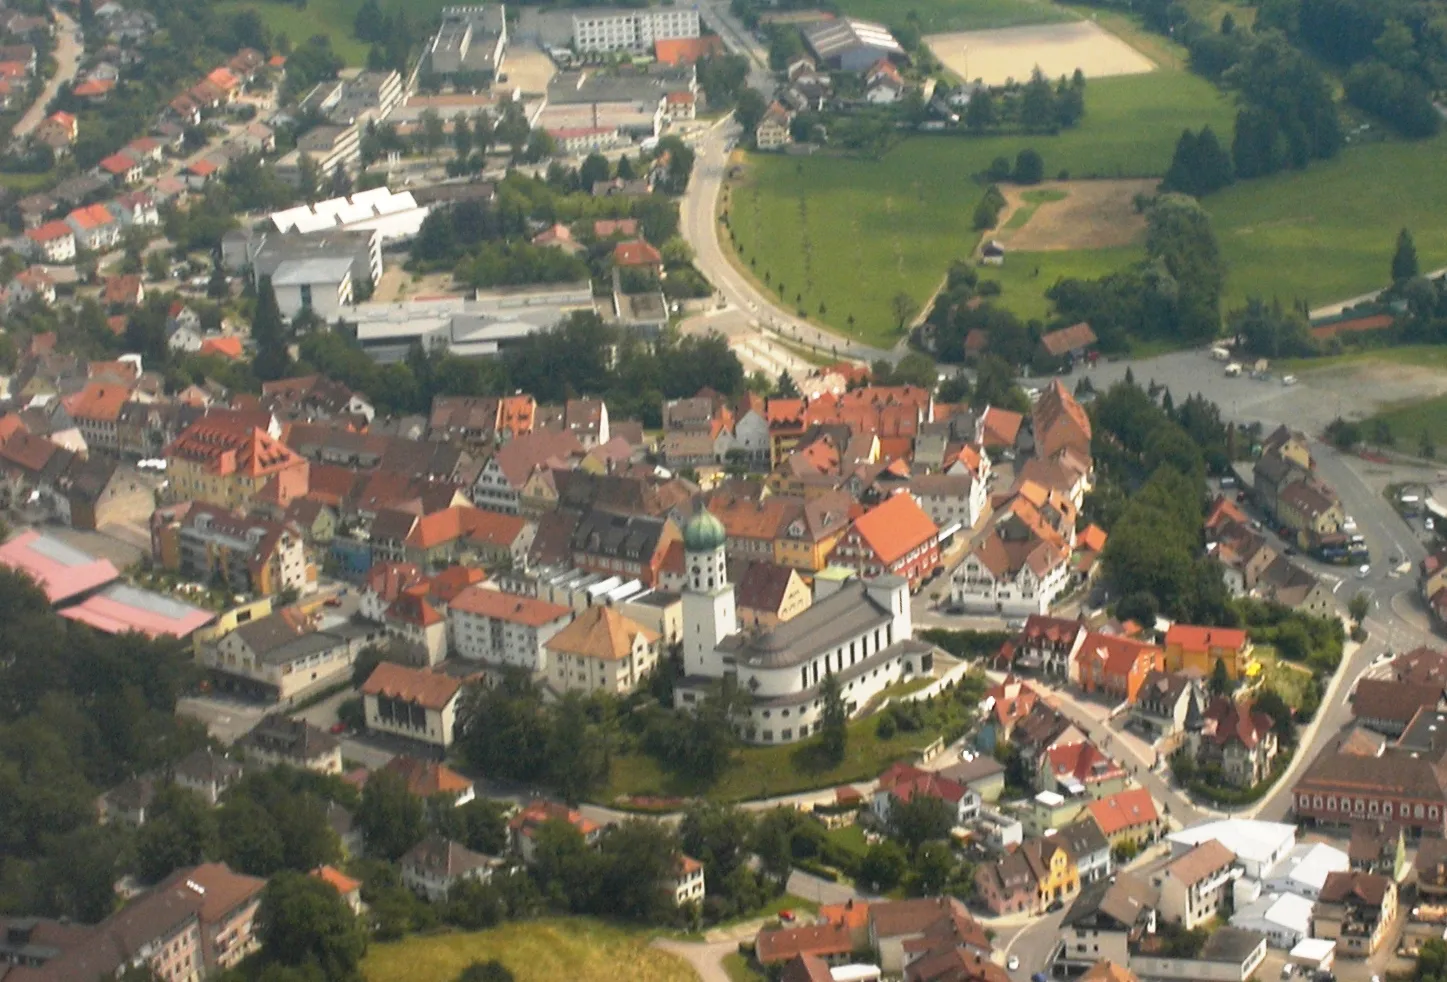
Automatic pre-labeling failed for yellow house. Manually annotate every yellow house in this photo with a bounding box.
[1264,426,1313,471]
[1276,479,1345,543]
[165,419,310,512]
[772,491,854,572]
[1030,836,1080,909]
[736,562,812,629]
[192,596,275,658]
[1163,624,1253,681]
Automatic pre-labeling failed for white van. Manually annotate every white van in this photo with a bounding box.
[1211,346,1231,361]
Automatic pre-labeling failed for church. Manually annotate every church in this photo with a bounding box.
[674,510,935,745]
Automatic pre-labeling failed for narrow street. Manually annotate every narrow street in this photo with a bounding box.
[12,11,80,139]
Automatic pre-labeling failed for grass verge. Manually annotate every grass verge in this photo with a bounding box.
[361,919,694,982]
[839,0,1077,33]
[723,951,767,982]
[1253,646,1315,710]
[1364,394,1447,450]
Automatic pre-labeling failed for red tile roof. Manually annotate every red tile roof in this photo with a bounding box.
[99,151,137,175]
[62,381,131,422]
[27,220,73,243]
[1086,788,1159,837]
[1165,624,1248,653]
[449,585,572,626]
[654,35,725,64]
[199,336,244,359]
[612,239,663,267]
[69,203,116,229]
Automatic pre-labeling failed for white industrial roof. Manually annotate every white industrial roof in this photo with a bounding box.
[1233,892,1313,935]
[1265,842,1349,894]
[271,256,354,285]
[1288,938,1336,964]
[270,189,427,240]
[1168,820,1296,866]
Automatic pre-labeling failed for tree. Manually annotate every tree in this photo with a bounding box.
[453,115,473,158]
[965,88,995,131]
[146,252,170,284]
[1209,657,1231,697]
[251,275,291,381]
[457,962,515,982]
[889,795,956,853]
[735,88,767,135]
[1393,228,1419,283]
[777,370,800,397]
[913,840,956,895]
[579,152,611,190]
[1020,67,1057,131]
[256,871,367,980]
[1012,148,1044,185]
[136,784,218,883]
[207,259,229,299]
[890,291,919,331]
[859,840,907,891]
[357,769,424,861]
[818,672,847,765]
[1349,592,1371,624]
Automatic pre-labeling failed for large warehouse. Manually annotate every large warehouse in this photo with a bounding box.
[803,17,904,72]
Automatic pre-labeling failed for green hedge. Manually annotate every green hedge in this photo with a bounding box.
[919,629,1012,661]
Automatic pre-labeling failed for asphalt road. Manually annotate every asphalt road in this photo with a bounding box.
[13,12,80,139]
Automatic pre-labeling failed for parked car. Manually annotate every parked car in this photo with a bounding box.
[1008,956,1021,971]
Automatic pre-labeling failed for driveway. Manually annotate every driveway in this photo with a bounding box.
[651,938,734,982]
[13,11,81,139]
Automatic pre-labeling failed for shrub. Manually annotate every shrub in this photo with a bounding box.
[876,714,897,740]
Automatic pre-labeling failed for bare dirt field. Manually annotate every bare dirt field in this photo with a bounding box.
[374,266,457,303]
[927,21,1156,86]
[500,41,557,96]
[997,178,1156,251]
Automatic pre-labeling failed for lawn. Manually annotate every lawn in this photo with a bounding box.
[603,713,946,803]
[822,823,871,864]
[839,0,1077,33]
[1278,345,1447,374]
[1252,646,1314,710]
[361,920,695,982]
[1002,188,1070,231]
[982,244,1142,320]
[212,0,465,64]
[1364,394,1447,450]
[724,952,767,982]
[1205,131,1447,310]
[726,68,1233,345]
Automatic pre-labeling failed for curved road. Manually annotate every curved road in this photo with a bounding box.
[13,11,80,139]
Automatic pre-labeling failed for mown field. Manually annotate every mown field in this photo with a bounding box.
[214,0,466,63]
[1204,131,1447,309]
[838,0,1077,33]
[726,69,1234,344]
[1364,394,1447,450]
[362,920,695,982]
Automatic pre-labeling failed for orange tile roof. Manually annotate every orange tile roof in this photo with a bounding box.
[361,662,462,711]
[74,78,115,97]
[980,406,1023,448]
[387,592,443,628]
[1164,624,1249,653]
[99,152,137,175]
[424,566,487,604]
[381,755,473,798]
[68,203,115,229]
[165,419,305,478]
[1086,787,1159,837]
[26,220,73,243]
[508,799,600,838]
[62,381,131,422]
[654,35,725,64]
[363,561,425,602]
[311,864,361,895]
[545,605,657,662]
[102,274,142,305]
[199,339,244,363]
[207,67,239,90]
[450,585,572,626]
[1078,523,1107,553]
[848,492,937,565]
[612,239,663,267]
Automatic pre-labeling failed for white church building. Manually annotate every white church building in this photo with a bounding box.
[674,510,935,745]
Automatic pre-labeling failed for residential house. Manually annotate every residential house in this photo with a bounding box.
[735,560,811,628]
[448,585,574,677]
[756,101,793,149]
[400,836,499,902]
[165,417,309,511]
[99,150,144,185]
[938,753,1007,804]
[61,380,131,453]
[907,473,986,532]
[361,662,464,751]
[173,748,244,805]
[1133,670,1206,744]
[311,865,363,915]
[1032,379,1093,462]
[1056,815,1114,884]
[868,896,993,976]
[1350,678,1442,736]
[1312,870,1397,957]
[1056,873,1159,974]
[1277,479,1344,545]
[829,491,940,589]
[1163,624,1252,682]
[1151,840,1238,929]
[151,503,308,597]
[1086,788,1163,848]
[1193,697,1279,788]
[24,220,76,263]
[544,604,659,696]
[873,761,979,827]
[1256,558,1335,618]
[1071,632,1164,704]
[671,855,706,907]
[951,503,1071,616]
[567,507,678,587]
[236,712,342,773]
[67,203,122,251]
[380,756,475,805]
[975,674,1041,752]
[975,834,1079,915]
[508,800,602,865]
[1039,740,1129,799]
[471,428,582,513]
[1013,614,1086,678]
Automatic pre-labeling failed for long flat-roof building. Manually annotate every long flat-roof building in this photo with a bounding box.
[271,257,354,322]
[571,6,700,53]
[270,188,430,243]
[427,5,508,77]
[347,283,598,362]
[61,582,216,639]
[0,529,120,605]
[222,227,382,293]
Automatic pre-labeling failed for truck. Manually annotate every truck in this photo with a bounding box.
[1211,346,1231,361]
[1225,363,1243,377]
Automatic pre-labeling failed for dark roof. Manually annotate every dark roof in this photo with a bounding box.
[716,579,895,669]
[173,748,243,787]
[1352,678,1442,726]
[238,712,339,762]
[401,835,495,878]
[735,561,800,613]
[1198,928,1267,964]
[1062,872,1158,930]
[1053,815,1109,860]
[569,507,671,563]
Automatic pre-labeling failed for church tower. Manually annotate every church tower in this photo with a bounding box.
[681,509,736,677]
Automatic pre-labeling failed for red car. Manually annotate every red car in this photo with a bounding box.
[329,722,346,734]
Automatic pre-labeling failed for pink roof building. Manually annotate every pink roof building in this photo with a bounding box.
[0,529,120,604]
[61,583,215,638]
